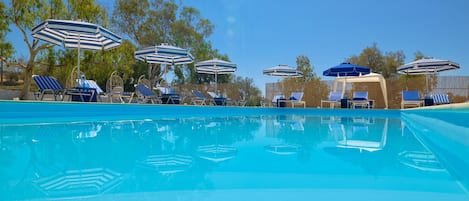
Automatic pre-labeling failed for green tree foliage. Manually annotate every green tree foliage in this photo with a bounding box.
[112,0,220,86]
[8,0,58,99]
[382,50,405,78]
[348,43,404,78]
[0,2,14,61]
[295,55,317,81]
[80,40,137,89]
[413,51,425,60]
[232,75,262,106]
[4,0,261,100]
[66,0,108,25]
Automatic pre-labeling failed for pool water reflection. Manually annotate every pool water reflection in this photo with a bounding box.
[1,114,468,200]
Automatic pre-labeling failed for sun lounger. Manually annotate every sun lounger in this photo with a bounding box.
[432,94,450,105]
[349,91,370,109]
[32,75,67,101]
[401,90,423,109]
[135,84,161,104]
[321,91,343,108]
[191,90,209,105]
[33,75,94,102]
[278,92,306,108]
[207,91,227,106]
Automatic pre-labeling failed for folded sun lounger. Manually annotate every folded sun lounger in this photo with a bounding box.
[278,92,306,108]
[401,90,423,109]
[321,91,343,108]
[135,84,161,104]
[349,91,370,109]
[432,94,450,105]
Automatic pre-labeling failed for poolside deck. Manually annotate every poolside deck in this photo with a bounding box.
[404,102,469,110]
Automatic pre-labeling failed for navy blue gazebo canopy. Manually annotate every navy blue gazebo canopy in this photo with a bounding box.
[323,62,371,77]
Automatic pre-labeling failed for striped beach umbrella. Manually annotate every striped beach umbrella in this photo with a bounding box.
[196,144,238,163]
[32,19,122,83]
[397,57,460,94]
[135,43,194,85]
[263,64,303,78]
[263,64,303,97]
[135,44,194,65]
[397,57,460,75]
[195,58,237,90]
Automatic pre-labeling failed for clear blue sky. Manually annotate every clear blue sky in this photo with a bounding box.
[183,0,469,94]
[7,0,469,95]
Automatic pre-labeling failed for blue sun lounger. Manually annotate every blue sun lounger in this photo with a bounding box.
[33,75,96,102]
[207,91,226,106]
[32,75,66,101]
[191,90,209,105]
[432,94,450,105]
[350,91,370,109]
[278,92,306,108]
[401,90,423,109]
[321,91,343,108]
[135,84,161,104]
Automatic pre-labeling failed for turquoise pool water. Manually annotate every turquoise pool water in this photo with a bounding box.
[0,101,468,201]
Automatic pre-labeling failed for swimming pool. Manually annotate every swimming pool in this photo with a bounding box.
[1,101,468,201]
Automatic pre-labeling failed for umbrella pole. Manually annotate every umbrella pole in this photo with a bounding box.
[215,72,218,92]
[425,74,429,96]
[214,63,218,92]
[77,35,81,86]
[163,64,168,87]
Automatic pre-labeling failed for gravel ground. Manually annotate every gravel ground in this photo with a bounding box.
[0,89,34,100]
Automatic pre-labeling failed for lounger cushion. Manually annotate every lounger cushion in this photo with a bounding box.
[403,91,420,101]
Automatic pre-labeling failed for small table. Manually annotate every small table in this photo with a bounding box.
[277,98,286,107]
[340,98,349,108]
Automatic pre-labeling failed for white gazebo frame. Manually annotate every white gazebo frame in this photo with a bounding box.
[333,73,388,109]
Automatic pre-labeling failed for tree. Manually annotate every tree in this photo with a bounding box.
[112,0,218,86]
[232,76,262,106]
[172,6,215,85]
[0,1,14,62]
[349,43,383,74]
[413,51,425,60]
[348,43,404,78]
[295,55,316,81]
[7,0,108,99]
[382,50,405,78]
[8,0,55,99]
[111,0,148,45]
